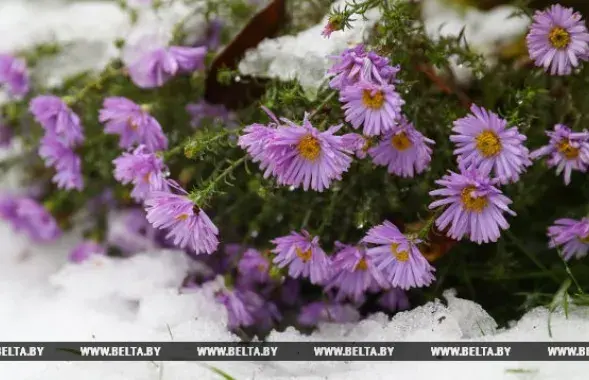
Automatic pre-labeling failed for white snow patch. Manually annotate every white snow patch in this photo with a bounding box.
[422,0,530,83]
[238,0,382,96]
[0,219,588,379]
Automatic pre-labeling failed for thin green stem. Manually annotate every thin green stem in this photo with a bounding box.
[505,230,560,284]
[308,91,337,120]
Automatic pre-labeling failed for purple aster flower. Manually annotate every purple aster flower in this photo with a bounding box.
[0,54,29,97]
[279,278,301,306]
[186,100,235,128]
[362,220,435,290]
[107,209,160,255]
[530,124,589,185]
[144,183,219,255]
[451,104,531,184]
[38,135,84,191]
[29,95,84,147]
[369,116,435,177]
[0,123,12,147]
[197,19,223,51]
[340,81,405,136]
[69,241,106,263]
[298,301,361,326]
[253,301,282,331]
[264,115,354,191]
[325,243,389,303]
[113,145,169,201]
[328,45,400,90]
[341,133,369,159]
[215,288,265,329]
[526,5,589,76]
[238,248,271,283]
[124,38,207,89]
[548,218,589,261]
[271,230,331,284]
[429,167,516,244]
[0,195,61,242]
[238,108,282,177]
[99,97,168,152]
[378,288,410,313]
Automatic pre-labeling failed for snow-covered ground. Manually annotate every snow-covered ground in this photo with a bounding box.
[0,0,588,379]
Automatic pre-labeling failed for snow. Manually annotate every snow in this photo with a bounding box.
[1,0,589,379]
[421,0,530,83]
[238,0,382,96]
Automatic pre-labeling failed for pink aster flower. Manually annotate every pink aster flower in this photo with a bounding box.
[530,124,589,185]
[99,97,168,152]
[29,95,84,147]
[0,54,29,97]
[378,288,410,313]
[298,301,361,326]
[144,183,219,255]
[271,230,331,284]
[429,167,516,244]
[451,104,531,184]
[238,248,271,283]
[215,288,264,329]
[124,34,207,88]
[261,114,354,192]
[548,218,589,261]
[526,5,589,76]
[0,195,61,242]
[340,81,405,136]
[325,243,389,303]
[186,100,235,128]
[38,135,84,191]
[369,116,435,177]
[328,45,400,90]
[113,145,169,201]
[69,241,106,263]
[362,220,435,290]
[341,133,369,159]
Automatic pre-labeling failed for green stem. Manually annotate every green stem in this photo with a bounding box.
[66,65,121,105]
[190,156,247,205]
[308,91,337,120]
[505,230,560,284]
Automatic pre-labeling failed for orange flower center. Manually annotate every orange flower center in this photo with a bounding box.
[391,243,409,262]
[354,258,368,271]
[460,186,488,213]
[296,247,313,262]
[549,27,571,49]
[297,135,321,161]
[475,130,502,157]
[557,140,580,160]
[391,132,412,151]
[362,90,385,109]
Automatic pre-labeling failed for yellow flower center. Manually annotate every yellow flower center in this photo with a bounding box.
[176,214,189,221]
[475,130,502,157]
[391,132,413,151]
[361,90,385,109]
[295,247,313,262]
[391,243,409,262]
[460,186,488,213]
[557,140,580,160]
[128,118,139,131]
[297,135,321,161]
[354,258,368,271]
[549,27,571,49]
[143,173,151,183]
